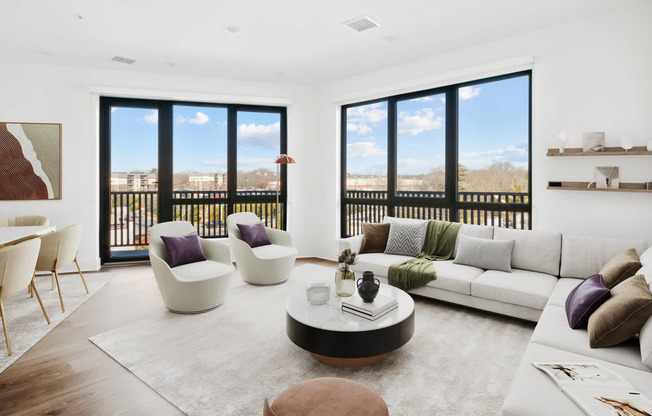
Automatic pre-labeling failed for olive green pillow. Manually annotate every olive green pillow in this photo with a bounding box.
[599,248,642,289]
[360,223,391,254]
[588,274,652,348]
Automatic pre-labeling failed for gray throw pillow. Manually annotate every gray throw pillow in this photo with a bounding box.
[384,220,425,257]
[453,234,515,272]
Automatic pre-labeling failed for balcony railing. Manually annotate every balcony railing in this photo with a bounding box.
[343,190,530,237]
[109,190,284,253]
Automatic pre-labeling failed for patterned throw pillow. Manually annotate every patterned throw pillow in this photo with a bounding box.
[384,221,425,257]
[160,232,207,268]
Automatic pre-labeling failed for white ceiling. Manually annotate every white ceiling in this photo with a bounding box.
[0,0,644,85]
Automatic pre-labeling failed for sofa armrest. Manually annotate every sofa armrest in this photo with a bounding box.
[339,235,364,255]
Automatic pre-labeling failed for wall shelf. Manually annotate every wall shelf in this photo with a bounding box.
[547,146,652,156]
[547,181,652,193]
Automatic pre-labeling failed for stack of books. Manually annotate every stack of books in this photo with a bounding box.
[341,294,398,321]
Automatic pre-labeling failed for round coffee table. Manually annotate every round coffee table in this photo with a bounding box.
[286,284,415,367]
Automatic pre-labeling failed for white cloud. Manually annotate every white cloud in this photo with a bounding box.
[460,143,528,169]
[137,110,158,124]
[237,121,281,150]
[347,123,372,136]
[111,107,117,113]
[398,108,444,136]
[177,112,211,125]
[347,141,386,158]
[347,103,387,137]
[459,86,481,100]
[409,96,435,102]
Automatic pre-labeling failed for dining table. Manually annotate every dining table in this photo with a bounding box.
[0,225,56,249]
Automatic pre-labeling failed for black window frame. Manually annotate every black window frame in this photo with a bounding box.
[341,70,532,237]
[99,96,288,263]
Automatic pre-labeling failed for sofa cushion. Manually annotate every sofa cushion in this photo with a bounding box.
[452,224,494,258]
[588,274,652,348]
[547,278,583,307]
[172,260,233,282]
[642,314,652,370]
[501,342,652,416]
[360,223,391,254]
[453,234,514,272]
[493,228,561,276]
[471,269,558,310]
[560,234,648,278]
[599,248,642,288]
[351,253,414,278]
[251,244,297,260]
[564,274,610,329]
[641,246,652,266]
[528,305,649,371]
[425,260,485,295]
[384,220,426,257]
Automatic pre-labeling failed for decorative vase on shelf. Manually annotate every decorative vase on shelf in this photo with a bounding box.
[335,268,355,297]
[357,271,380,302]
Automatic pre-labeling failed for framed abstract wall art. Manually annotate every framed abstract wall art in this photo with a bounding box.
[0,122,61,200]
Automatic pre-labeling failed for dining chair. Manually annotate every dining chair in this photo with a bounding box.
[0,238,51,356]
[34,224,87,313]
[0,215,49,227]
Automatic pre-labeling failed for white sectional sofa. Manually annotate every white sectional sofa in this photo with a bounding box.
[338,220,652,415]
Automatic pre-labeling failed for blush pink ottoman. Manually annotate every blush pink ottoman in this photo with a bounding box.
[264,377,389,416]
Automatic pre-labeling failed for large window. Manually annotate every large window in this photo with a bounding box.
[341,71,531,236]
[100,98,288,263]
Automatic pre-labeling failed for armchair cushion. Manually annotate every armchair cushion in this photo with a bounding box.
[160,232,206,268]
[237,221,272,248]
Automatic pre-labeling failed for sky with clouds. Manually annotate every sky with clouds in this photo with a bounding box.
[110,106,280,174]
[346,75,529,175]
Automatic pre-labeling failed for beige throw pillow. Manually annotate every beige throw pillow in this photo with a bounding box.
[587,274,652,348]
[360,223,391,254]
[599,248,642,289]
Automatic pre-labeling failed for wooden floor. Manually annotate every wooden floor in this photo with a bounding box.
[0,258,334,416]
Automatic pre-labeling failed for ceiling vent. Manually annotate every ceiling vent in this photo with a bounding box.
[343,16,380,33]
[111,56,136,65]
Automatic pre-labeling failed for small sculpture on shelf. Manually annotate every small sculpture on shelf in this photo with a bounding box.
[556,130,567,154]
[583,132,606,153]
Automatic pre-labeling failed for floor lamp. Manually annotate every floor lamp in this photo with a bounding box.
[275,154,295,229]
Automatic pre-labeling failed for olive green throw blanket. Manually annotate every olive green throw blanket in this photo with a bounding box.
[388,220,462,291]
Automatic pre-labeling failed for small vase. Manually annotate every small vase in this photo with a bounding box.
[357,271,380,302]
[335,268,355,297]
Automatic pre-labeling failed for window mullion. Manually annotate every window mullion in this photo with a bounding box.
[444,87,459,221]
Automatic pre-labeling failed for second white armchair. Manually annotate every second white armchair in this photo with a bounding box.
[227,212,297,285]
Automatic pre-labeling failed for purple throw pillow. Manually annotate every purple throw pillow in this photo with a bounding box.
[565,274,611,329]
[237,221,272,248]
[160,232,206,268]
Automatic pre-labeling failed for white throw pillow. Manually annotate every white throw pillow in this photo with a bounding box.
[641,280,652,369]
[641,246,652,266]
[384,220,425,257]
[453,234,515,272]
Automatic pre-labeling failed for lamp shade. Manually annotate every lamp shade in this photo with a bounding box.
[275,154,296,164]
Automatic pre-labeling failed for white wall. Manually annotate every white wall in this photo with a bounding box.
[2,2,651,267]
[308,2,652,260]
[0,62,319,269]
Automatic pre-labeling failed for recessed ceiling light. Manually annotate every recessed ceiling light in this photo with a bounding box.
[225,26,240,35]
[343,16,380,33]
[111,56,136,65]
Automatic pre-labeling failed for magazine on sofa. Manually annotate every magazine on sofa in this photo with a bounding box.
[532,362,652,416]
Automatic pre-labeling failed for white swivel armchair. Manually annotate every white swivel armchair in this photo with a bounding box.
[34,224,87,313]
[227,212,297,285]
[0,238,51,356]
[149,221,234,313]
[0,215,49,226]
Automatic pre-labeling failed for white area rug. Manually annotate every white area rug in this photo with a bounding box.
[0,271,112,372]
[90,264,534,416]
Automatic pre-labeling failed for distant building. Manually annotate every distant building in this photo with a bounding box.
[188,173,227,191]
[111,172,158,191]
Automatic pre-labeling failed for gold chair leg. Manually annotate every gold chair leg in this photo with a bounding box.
[0,295,12,356]
[31,280,51,325]
[51,272,55,291]
[29,271,35,298]
[53,270,65,313]
[74,258,89,294]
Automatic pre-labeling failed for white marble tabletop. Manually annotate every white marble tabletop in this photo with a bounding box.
[0,225,56,248]
[286,283,414,333]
